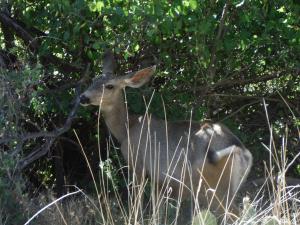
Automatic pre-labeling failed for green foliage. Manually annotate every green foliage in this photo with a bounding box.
[192,210,218,225]
[99,157,121,191]
[6,0,299,124]
[0,152,27,225]
[240,196,257,225]
[1,0,299,213]
[262,217,280,225]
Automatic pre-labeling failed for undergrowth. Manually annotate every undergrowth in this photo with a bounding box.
[21,105,300,225]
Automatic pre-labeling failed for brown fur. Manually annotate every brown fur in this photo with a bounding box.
[80,51,253,222]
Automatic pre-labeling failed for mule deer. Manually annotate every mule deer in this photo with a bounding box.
[80,50,253,223]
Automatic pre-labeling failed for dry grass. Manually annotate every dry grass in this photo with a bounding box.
[24,144,300,225]
[22,98,300,225]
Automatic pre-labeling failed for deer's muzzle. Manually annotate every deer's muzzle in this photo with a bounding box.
[80,94,90,105]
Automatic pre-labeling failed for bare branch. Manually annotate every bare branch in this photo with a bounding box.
[17,138,55,170]
[0,12,38,50]
[1,95,80,145]
[210,70,292,91]
[206,94,281,102]
[191,70,297,95]
[1,4,14,50]
[220,100,261,122]
[13,90,81,170]
[1,65,91,170]
[208,0,230,80]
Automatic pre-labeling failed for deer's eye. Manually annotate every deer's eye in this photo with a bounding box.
[105,84,114,90]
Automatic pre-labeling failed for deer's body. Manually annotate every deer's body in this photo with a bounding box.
[80,50,253,221]
[104,99,251,199]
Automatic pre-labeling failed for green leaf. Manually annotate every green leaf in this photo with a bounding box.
[134,44,140,52]
[87,50,94,60]
[96,1,104,12]
[277,6,286,13]
[92,41,102,50]
[88,1,104,12]
[63,31,70,40]
[224,38,236,51]
[189,0,197,10]
[192,210,217,225]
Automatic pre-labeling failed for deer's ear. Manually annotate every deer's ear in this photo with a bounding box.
[102,49,117,76]
[123,65,156,88]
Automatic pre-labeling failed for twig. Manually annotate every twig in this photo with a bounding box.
[17,138,55,170]
[1,64,91,146]
[1,95,80,145]
[8,64,90,170]
[24,190,81,225]
[210,71,288,91]
[277,91,300,136]
[15,90,81,170]
[206,93,281,102]
[0,12,38,51]
[208,0,230,80]
[220,100,261,122]
[192,70,296,95]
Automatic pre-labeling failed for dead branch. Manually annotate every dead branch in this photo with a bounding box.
[14,87,80,170]
[17,138,55,170]
[1,95,80,145]
[1,64,90,170]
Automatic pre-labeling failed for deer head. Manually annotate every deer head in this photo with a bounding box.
[80,50,156,112]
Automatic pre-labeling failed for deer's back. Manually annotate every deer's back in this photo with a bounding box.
[121,117,249,189]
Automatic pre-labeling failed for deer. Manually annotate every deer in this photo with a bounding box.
[80,50,253,224]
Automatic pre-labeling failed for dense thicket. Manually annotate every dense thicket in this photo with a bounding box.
[0,1,299,219]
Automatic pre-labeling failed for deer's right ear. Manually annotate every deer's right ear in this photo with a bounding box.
[123,65,156,88]
[102,49,117,75]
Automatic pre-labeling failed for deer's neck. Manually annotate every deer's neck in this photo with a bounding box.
[102,95,128,143]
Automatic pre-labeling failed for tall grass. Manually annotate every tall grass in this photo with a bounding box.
[23,98,300,225]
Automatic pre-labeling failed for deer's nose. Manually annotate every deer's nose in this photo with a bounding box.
[80,95,90,105]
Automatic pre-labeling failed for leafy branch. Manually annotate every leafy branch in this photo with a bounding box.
[0,11,83,74]
[1,64,90,170]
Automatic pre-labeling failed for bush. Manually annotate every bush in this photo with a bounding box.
[0,152,28,225]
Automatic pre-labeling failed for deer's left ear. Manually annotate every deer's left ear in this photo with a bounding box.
[123,65,156,88]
